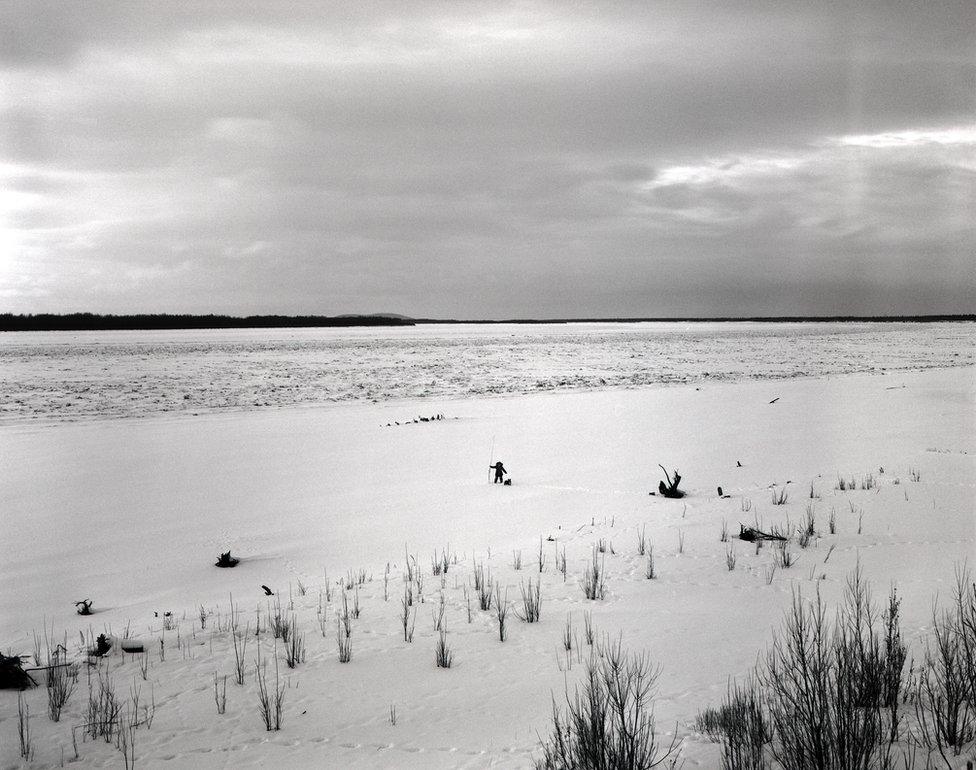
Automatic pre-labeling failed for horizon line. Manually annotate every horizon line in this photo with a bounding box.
[1,311,975,332]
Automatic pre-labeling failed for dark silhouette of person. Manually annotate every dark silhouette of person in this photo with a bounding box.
[490,461,507,484]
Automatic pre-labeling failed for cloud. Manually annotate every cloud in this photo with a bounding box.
[1,2,973,316]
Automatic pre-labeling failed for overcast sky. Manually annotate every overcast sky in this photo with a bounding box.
[1,1,974,318]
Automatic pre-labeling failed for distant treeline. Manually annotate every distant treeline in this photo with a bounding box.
[0,313,415,331]
[414,315,976,324]
[1,312,973,331]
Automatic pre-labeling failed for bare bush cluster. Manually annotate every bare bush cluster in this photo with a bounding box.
[536,637,681,768]
[698,565,976,769]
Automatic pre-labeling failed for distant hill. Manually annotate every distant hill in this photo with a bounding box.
[0,313,416,331]
[335,313,415,321]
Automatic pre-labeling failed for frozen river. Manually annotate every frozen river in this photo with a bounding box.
[1,321,972,422]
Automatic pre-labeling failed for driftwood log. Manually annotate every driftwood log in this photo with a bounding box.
[737,524,787,542]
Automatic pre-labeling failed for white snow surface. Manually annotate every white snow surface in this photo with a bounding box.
[0,331,974,767]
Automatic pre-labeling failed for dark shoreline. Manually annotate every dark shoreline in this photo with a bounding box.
[1,312,973,332]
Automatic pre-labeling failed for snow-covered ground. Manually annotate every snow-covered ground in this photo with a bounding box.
[1,355,973,767]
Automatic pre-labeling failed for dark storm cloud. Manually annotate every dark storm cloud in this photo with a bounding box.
[1,1,973,315]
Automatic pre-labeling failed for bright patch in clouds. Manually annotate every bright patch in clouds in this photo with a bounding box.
[833,125,976,149]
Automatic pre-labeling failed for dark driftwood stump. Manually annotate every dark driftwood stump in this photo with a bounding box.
[0,653,35,690]
[215,551,239,568]
[90,634,111,657]
[658,465,685,499]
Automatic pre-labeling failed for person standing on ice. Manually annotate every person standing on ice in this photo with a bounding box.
[489,461,508,484]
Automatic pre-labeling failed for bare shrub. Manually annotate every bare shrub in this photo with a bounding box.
[233,625,250,684]
[473,561,489,592]
[720,519,729,543]
[726,546,737,571]
[285,617,305,668]
[696,705,724,741]
[583,610,595,646]
[404,549,417,583]
[18,692,33,760]
[339,591,353,637]
[323,568,333,602]
[434,629,453,668]
[646,546,656,580]
[46,665,76,722]
[214,673,227,714]
[336,617,352,663]
[771,488,788,506]
[269,598,288,641]
[415,570,426,604]
[432,591,447,631]
[719,679,770,770]
[759,569,908,769]
[775,542,796,569]
[803,505,816,536]
[45,636,76,722]
[496,586,510,642]
[697,678,769,769]
[117,719,136,770]
[513,549,523,570]
[915,601,975,761]
[536,637,681,769]
[538,537,547,573]
[85,668,123,742]
[255,646,284,730]
[519,578,542,622]
[952,567,976,720]
[401,586,417,642]
[581,546,606,600]
[478,570,494,611]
